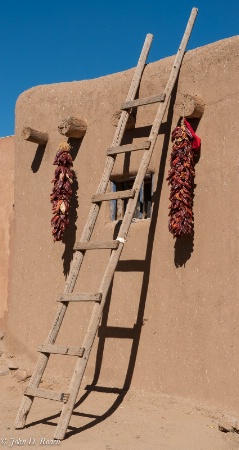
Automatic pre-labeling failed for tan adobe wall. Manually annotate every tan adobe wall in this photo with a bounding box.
[6,36,239,413]
[0,136,14,332]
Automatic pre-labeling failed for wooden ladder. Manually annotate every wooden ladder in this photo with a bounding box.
[15,7,198,440]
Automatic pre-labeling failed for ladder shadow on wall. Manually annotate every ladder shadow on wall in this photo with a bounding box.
[61,81,180,438]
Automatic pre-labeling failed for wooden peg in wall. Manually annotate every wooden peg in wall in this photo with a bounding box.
[58,116,87,138]
[21,127,48,145]
[111,110,136,129]
[174,94,205,119]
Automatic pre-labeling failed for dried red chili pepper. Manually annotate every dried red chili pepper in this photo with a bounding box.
[167,119,201,238]
[50,141,74,241]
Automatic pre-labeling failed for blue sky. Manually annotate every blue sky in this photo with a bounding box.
[0,0,238,137]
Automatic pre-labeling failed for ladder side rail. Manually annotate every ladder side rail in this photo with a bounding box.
[54,9,198,440]
[112,33,154,142]
[149,7,198,145]
[15,33,153,431]
[15,303,67,429]
[55,247,127,439]
[120,7,198,240]
[65,33,153,293]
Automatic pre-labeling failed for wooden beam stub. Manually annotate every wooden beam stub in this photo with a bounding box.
[175,94,205,118]
[58,116,87,138]
[21,127,48,145]
[111,110,135,129]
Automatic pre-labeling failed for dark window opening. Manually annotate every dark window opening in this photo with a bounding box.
[110,174,153,221]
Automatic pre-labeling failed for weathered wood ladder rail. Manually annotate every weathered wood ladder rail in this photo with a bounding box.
[15,7,198,440]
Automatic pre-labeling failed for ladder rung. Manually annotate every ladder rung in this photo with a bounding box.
[107,141,151,156]
[38,344,85,357]
[121,93,166,110]
[25,387,69,403]
[58,293,102,302]
[92,189,135,203]
[74,240,119,251]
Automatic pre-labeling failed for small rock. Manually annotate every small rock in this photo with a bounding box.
[227,417,239,433]
[0,368,10,376]
[0,331,4,340]
[14,370,30,382]
[218,421,234,433]
[6,359,18,370]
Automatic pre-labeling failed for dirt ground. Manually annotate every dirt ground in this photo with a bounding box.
[1,339,239,450]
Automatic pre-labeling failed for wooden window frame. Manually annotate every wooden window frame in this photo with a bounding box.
[110,174,154,221]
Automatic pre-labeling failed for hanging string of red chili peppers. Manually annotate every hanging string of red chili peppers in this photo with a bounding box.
[167,118,201,238]
[50,141,74,241]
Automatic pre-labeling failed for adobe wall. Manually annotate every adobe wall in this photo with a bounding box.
[0,136,14,332]
[7,36,239,413]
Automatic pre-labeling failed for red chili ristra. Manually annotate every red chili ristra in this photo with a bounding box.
[167,119,201,238]
[50,141,74,242]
